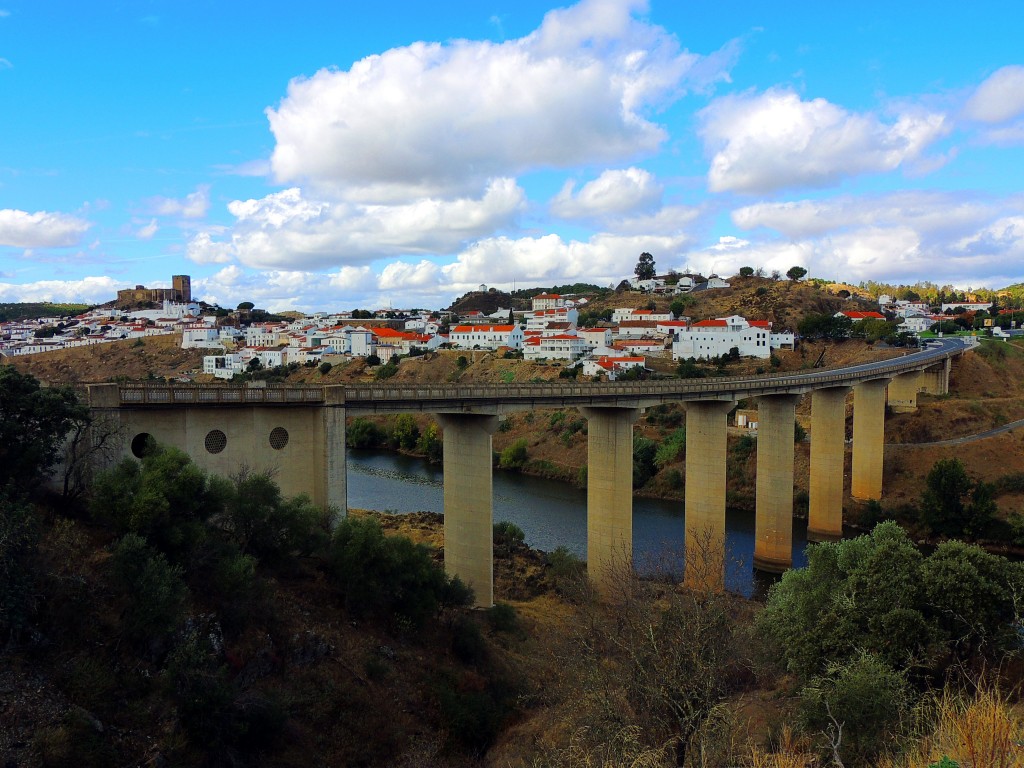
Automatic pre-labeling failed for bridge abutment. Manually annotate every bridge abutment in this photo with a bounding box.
[437,413,499,608]
[683,400,733,591]
[581,406,639,592]
[753,394,802,573]
[808,386,850,542]
[851,378,890,501]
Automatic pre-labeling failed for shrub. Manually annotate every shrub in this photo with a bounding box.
[347,417,383,449]
[493,520,525,549]
[327,516,470,628]
[389,414,420,451]
[919,458,996,539]
[633,436,657,487]
[0,491,39,641]
[416,422,443,463]
[318,361,332,375]
[654,428,686,468]
[547,546,585,582]
[499,439,528,469]
[109,533,188,645]
[487,603,520,634]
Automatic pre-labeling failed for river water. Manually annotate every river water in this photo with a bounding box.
[347,450,810,597]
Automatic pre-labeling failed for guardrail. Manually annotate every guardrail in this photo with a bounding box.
[116,341,958,407]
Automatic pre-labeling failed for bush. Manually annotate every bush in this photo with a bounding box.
[633,436,657,487]
[799,651,911,764]
[654,428,686,468]
[389,414,420,451]
[318,361,332,375]
[487,603,520,634]
[499,439,528,469]
[493,520,525,549]
[0,491,39,641]
[347,417,383,449]
[327,516,471,628]
[919,458,996,539]
[109,533,188,645]
[416,422,443,463]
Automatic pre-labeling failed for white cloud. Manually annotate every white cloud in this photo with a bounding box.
[145,185,210,218]
[699,89,949,193]
[442,230,690,291]
[136,219,158,240]
[378,260,441,291]
[267,0,738,201]
[964,65,1024,124]
[550,167,662,219]
[188,179,525,270]
[714,192,1024,286]
[0,208,91,248]
[0,275,121,304]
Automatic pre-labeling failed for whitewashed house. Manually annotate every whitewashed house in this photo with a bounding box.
[672,316,773,360]
[449,324,524,350]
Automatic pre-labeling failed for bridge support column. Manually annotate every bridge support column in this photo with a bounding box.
[886,372,920,413]
[920,359,951,395]
[851,378,889,501]
[322,387,347,516]
[683,400,733,591]
[808,387,850,542]
[581,407,639,592]
[754,394,802,573]
[437,413,499,608]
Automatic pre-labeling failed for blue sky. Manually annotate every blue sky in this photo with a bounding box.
[2,0,1023,312]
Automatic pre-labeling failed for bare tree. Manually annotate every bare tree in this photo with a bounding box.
[60,411,125,498]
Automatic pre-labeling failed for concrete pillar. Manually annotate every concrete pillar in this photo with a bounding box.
[754,394,802,573]
[322,386,347,516]
[682,400,733,591]
[851,378,889,501]
[808,387,850,542]
[437,413,499,608]
[886,372,920,413]
[580,406,639,591]
[919,359,951,395]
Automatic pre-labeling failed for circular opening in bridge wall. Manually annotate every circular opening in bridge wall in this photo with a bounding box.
[269,427,289,450]
[204,429,228,454]
[130,433,155,458]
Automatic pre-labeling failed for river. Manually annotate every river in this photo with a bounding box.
[347,450,810,597]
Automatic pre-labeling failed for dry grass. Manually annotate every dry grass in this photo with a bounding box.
[880,686,1024,768]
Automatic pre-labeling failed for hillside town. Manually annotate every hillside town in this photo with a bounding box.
[2,269,1022,382]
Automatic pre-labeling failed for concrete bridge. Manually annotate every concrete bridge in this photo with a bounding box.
[84,339,963,605]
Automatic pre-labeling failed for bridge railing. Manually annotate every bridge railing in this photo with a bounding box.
[114,341,958,406]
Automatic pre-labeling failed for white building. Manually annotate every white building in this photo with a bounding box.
[531,293,565,311]
[449,324,524,350]
[582,355,646,380]
[523,333,588,361]
[203,353,246,379]
[671,316,773,360]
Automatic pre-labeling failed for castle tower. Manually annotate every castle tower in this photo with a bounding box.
[172,274,192,303]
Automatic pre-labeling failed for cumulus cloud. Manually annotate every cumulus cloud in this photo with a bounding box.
[550,167,662,219]
[699,89,949,193]
[0,275,121,304]
[144,185,210,218]
[442,230,690,291]
[267,0,738,200]
[717,192,1024,286]
[0,208,91,248]
[187,179,525,270]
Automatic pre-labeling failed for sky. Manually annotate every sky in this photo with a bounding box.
[2,0,1024,313]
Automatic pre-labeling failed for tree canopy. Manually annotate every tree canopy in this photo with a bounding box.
[634,252,656,281]
[0,366,89,492]
[786,265,808,281]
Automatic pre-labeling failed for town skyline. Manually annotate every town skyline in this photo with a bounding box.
[2,0,1023,313]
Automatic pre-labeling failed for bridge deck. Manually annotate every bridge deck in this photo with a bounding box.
[110,341,961,410]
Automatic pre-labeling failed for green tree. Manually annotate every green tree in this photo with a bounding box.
[390,413,420,451]
[0,491,39,641]
[634,252,656,281]
[90,445,230,561]
[347,418,383,449]
[919,458,996,538]
[0,366,89,492]
[633,436,658,487]
[739,266,755,277]
[786,265,808,281]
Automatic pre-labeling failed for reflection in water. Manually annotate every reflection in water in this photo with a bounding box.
[347,450,809,597]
